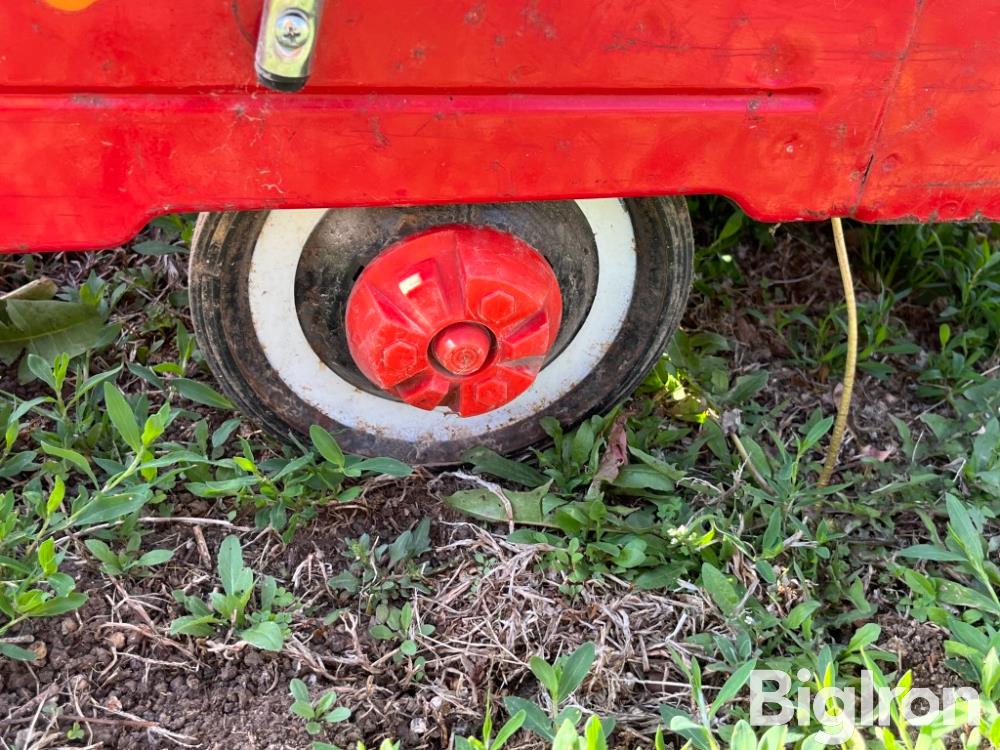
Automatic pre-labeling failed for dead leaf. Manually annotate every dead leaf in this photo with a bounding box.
[858,445,894,462]
[593,414,628,483]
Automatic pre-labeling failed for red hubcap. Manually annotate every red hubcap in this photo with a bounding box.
[344,225,562,416]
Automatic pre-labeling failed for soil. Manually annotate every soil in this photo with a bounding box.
[681,226,935,469]
[0,221,965,749]
[0,483,710,749]
[877,612,964,692]
[0,502,955,750]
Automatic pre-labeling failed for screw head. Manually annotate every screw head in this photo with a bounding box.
[274,10,311,50]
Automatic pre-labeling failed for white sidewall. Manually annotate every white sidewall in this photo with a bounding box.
[247,199,636,443]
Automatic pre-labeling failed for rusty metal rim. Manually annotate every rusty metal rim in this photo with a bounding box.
[245,199,636,443]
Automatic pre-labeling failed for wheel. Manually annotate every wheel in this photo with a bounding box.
[189,198,693,464]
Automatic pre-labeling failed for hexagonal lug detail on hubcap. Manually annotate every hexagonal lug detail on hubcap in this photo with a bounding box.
[477,289,518,326]
[381,340,419,375]
[473,378,508,408]
[394,371,452,411]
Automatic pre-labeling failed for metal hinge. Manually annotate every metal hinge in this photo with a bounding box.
[255,0,324,92]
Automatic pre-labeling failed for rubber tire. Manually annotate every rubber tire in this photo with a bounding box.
[189,198,694,465]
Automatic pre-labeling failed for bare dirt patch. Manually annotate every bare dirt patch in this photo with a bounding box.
[0,492,711,749]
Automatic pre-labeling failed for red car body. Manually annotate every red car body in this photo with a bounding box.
[1,0,998,252]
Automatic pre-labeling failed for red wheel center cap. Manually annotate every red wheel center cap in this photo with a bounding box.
[431,323,493,375]
[344,225,563,417]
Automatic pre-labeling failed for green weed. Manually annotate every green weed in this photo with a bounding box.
[328,519,436,671]
[169,534,296,651]
[0,366,178,658]
[455,697,526,750]
[895,494,1000,694]
[289,678,352,736]
[503,642,612,742]
[185,424,410,541]
[769,288,920,379]
[84,533,173,577]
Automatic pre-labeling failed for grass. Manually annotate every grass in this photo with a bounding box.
[0,202,998,749]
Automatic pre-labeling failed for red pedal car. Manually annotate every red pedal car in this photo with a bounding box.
[2,0,996,462]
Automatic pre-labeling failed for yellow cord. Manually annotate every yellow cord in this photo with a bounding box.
[818,217,858,487]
